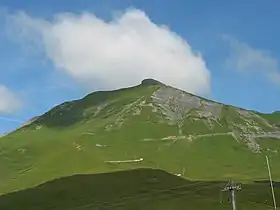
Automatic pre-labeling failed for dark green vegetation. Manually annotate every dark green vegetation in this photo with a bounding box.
[259,111,280,127]
[0,169,279,210]
[0,79,280,209]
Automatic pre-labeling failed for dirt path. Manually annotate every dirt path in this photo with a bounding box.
[140,131,280,143]
[104,158,144,163]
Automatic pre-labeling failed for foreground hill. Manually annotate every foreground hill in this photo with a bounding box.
[0,169,278,210]
[0,79,280,195]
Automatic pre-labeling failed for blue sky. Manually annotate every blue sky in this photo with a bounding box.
[0,0,280,134]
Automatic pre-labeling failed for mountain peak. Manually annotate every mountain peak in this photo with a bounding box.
[2,75,280,196]
[140,78,163,86]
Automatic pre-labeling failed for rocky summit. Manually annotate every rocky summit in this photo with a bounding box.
[0,79,280,195]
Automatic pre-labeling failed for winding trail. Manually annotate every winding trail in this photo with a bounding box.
[140,132,280,143]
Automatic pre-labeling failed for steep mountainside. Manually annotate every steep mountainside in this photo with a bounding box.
[0,79,280,195]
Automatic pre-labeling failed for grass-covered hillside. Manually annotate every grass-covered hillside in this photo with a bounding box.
[0,79,280,195]
[0,168,279,210]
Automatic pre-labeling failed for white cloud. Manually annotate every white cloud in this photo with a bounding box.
[225,36,280,85]
[0,85,21,114]
[7,9,211,95]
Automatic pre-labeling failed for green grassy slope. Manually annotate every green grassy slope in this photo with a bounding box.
[258,111,280,126]
[0,169,279,210]
[0,79,280,195]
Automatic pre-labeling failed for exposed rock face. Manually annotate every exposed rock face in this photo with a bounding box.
[148,86,280,153]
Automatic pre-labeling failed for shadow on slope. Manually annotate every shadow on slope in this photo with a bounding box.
[0,168,279,210]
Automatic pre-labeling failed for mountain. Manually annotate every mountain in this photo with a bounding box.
[0,168,278,210]
[1,79,280,195]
